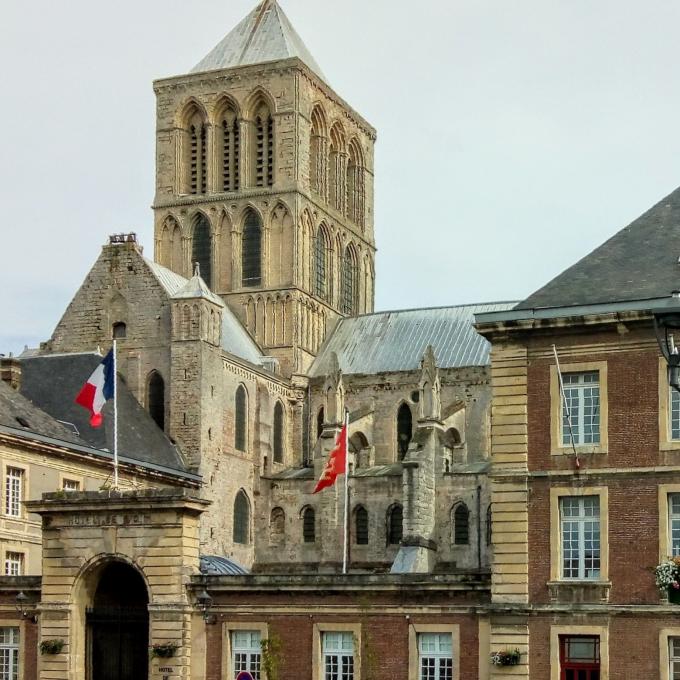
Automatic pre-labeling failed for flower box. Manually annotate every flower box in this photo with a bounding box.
[490,649,521,666]
[655,557,680,603]
[40,639,65,655]
[150,642,178,659]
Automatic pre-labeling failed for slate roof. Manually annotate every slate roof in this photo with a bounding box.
[309,303,517,377]
[172,271,225,307]
[191,0,325,80]
[144,259,187,297]
[200,555,249,575]
[18,353,187,472]
[0,381,81,444]
[517,185,680,311]
[147,258,264,366]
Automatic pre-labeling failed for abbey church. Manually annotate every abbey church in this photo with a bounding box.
[4,1,680,679]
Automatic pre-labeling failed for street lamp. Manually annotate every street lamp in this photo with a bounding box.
[196,587,214,624]
[654,292,680,392]
[14,592,37,623]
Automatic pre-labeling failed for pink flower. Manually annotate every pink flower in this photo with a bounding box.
[672,582,679,590]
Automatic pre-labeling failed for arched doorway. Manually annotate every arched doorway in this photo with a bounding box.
[86,561,149,680]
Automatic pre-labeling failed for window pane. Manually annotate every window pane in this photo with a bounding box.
[560,497,600,579]
[672,388,680,440]
[562,372,600,446]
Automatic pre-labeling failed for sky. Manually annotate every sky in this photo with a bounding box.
[2,0,680,355]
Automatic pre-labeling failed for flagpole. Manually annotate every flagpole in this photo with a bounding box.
[342,408,349,575]
[552,344,580,469]
[113,339,119,489]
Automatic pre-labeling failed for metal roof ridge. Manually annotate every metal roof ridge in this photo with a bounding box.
[342,300,520,320]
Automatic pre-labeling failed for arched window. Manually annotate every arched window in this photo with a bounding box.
[251,100,274,188]
[302,506,316,543]
[347,139,365,226]
[314,226,331,301]
[486,504,492,546]
[219,104,240,192]
[387,504,403,545]
[397,403,413,459]
[445,428,462,448]
[349,431,369,454]
[147,371,165,431]
[316,407,325,438]
[453,503,470,545]
[181,103,208,195]
[355,505,369,545]
[192,214,212,288]
[235,385,247,451]
[329,125,345,213]
[242,209,262,287]
[270,507,285,544]
[112,322,127,339]
[341,245,358,315]
[273,401,284,463]
[233,490,250,544]
[310,106,327,197]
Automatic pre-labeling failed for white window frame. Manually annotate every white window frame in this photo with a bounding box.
[3,553,22,577]
[560,495,601,580]
[669,494,680,558]
[231,630,261,680]
[418,632,453,680]
[62,478,80,492]
[4,469,22,518]
[561,372,601,446]
[0,626,19,680]
[322,631,354,680]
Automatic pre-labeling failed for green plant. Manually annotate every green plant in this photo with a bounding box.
[40,639,65,655]
[261,633,283,680]
[490,648,521,666]
[150,642,178,659]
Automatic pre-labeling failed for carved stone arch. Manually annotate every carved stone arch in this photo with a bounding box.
[213,93,241,125]
[245,88,275,189]
[386,503,404,546]
[215,209,232,291]
[269,201,293,287]
[299,207,314,289]
[175,96,209,128]
[396,401,413,460]
[269,507,286,545]
[244,86,277,119]
[146,370,165,431]
[329,122,347,213]
[452,501,470,546]
[233,489,251,544]
[313,221,332,302]
[189,212,214,288]
[347,137,365,227]
[240,205,264,288]
[177,98,209,195]
[310,104,329,197]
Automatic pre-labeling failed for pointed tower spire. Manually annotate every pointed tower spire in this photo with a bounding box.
[191,0,326,80]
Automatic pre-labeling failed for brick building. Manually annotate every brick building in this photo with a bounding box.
[475,186,680,679]
[2,0,678,678]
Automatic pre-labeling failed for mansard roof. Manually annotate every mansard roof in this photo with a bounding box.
[0,380,80,444]
[516,185,680,311]
[309,302,517,377]
[17,353,188,473]
[191,0,325,80]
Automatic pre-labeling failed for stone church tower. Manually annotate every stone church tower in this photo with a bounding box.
[152,0,377,377]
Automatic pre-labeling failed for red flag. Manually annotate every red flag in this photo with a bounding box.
[313,424,348,494]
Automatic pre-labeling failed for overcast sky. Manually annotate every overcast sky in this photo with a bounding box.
[2,0,680,355]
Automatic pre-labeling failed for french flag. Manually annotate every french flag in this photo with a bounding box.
[75,350,115,427]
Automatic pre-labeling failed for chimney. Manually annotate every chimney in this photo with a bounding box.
[0,356,21,390]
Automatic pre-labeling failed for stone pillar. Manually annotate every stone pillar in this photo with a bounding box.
[391,346,441,574]
[28,489,209,680]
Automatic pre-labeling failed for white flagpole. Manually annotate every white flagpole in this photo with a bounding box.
[552,344,579,466]
[342,409,349,575]
[112,340,119,489]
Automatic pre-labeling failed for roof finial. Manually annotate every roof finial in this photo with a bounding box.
[194,262,201,278]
